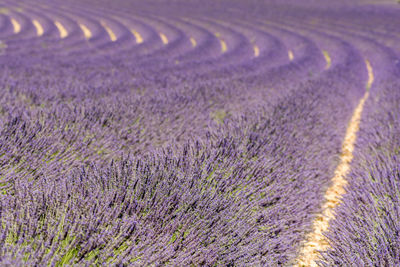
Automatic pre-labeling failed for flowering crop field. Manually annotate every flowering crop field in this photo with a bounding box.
[0,0,399,266]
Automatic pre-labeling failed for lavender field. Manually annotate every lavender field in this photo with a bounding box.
[0,0,399,266]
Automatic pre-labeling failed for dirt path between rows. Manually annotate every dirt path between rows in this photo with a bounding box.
[295,59,373,267]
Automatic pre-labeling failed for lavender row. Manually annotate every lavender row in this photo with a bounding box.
[319,78,400,266]
[0,76,361,265]
[0,25,365,265]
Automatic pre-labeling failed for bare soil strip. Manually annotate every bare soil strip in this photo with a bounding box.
[54,21,68,39]
[32,19,44,36]
[190,37,197,47]
[288,50,294,60]
[131,29,143,44]
[295,59,373,266]
[159,32,168,45]
[253,45,260,57]
[11,18,21,34]
[323,50,331,70]
[215,32,227,53]
[79,23,92,40]
[101,21,117,42]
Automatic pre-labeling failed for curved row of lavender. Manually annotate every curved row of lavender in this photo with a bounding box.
[274,5,400,266]
[0,0,399,265]
[318,39,400,267]
[320,80,400,266]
